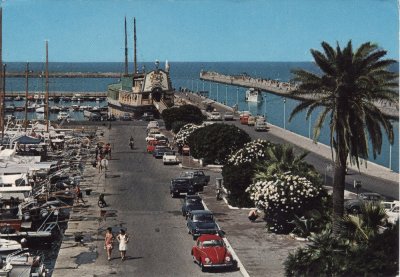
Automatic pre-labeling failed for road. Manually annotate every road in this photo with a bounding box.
[177,91,399,200]
[103,121,242,277]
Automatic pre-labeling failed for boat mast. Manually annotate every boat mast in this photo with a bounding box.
[1,64,5,143]
[133,17,137,75]
[24,62,29,132]
[124,16,128,76]
[45,40,49,132]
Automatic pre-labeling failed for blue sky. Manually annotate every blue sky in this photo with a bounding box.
[1,0,398,62]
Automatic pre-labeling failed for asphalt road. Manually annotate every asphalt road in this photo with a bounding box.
[177,91,398,200]
[103,121,242,277]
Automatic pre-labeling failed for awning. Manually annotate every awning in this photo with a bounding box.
[16,136,42,145]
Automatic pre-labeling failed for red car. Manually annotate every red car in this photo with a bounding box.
[191,234,234,272]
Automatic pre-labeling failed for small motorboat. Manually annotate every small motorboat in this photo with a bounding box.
[0,249,47,277]
[0,239,22,255]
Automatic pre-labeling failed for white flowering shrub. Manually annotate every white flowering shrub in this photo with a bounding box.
[174,123,206,147]
[246,172,323,234]
[227,139,272,166]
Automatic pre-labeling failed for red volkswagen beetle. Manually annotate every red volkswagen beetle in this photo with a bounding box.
[191,234,235,272]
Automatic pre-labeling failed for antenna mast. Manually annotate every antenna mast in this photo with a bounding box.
[25,62,29,132]
[0,8,3,144]
[134,17,137,74]
[124,16,128,76]
[45,41,49,132]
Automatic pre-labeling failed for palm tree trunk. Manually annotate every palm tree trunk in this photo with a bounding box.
[332,148,347,235]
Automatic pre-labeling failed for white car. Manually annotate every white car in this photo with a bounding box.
[147,120,159,130]
[386,205,399,224]
[163,151,180,165]
[208,111,222,121]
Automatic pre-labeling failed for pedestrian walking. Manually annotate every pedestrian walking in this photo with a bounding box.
[98,156,103,173]
[104,227,114,261]
[116,229,129,261]
[101,158,109,171]
[75,186,85,204]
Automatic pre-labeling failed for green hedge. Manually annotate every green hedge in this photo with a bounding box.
[161,105,204,130]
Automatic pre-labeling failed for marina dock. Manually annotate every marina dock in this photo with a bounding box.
[6,72,121,78]
[200,71,399,119]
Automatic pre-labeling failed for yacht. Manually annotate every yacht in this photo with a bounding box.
[57,111,70,121]
[245,88,262,103]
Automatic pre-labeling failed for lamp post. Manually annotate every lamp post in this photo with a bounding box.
[216,84,219,102]
[324,164,333,185]
[196,80,199,92]
[191,78,194,91]
[308,114,312,139]
[225,85,228,104]
[389,143,392,171]
[283,97,286,129]
[236,87,239,106]
[264,94,267,118]
[209,82,212,99]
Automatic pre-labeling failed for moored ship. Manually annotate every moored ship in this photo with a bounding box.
[245,88,262,103]
[107,18,174,119]
[107,63,175,119]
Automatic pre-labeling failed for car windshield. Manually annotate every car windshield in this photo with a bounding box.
[195,214,213,222]
[202,240,224,247]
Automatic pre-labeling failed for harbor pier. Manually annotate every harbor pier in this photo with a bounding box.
[200,71,399,119]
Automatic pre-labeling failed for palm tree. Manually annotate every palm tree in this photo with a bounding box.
[289,41,398,234]
[253,144,317,181]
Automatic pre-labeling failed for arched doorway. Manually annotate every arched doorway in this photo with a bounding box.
[151,87,163,102]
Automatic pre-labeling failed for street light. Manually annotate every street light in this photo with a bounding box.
[225,85,228,104]
[324,164,333,185]
[191,78,194,91]
[216,84,219,102]
[236,87,239,105]
[283,97,286,129]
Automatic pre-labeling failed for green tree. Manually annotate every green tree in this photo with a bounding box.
[161,104,204,130]
[187,123,251,164]
[289,41,398,234]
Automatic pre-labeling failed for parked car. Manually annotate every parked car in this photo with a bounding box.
[121,113,132,121]
[154,134,169,144]
[239,111,251,125]
[223,112,234,121]
[170,177,201,198]
[255,120,268,131]
[179,171,210,186]
[147,140,167,153]
[142,112,154,121]
[187,210,219,240]
[247,116,256,126]
[208,111,222,121]
[163,151,180,165]
[344,192,385,214]
[386,204,399,224]
[147,120,159,130]
[182,195,204,217]
[153,146,171,159]
[191,234,235,272]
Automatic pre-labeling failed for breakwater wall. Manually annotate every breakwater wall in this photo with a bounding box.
[200,71,399,119]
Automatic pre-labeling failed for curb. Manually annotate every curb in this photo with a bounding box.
[201,200,250,277]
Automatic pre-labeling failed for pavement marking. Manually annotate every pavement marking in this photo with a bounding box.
[201,200,251,277]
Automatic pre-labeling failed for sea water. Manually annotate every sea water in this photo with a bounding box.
[5,62,399,172]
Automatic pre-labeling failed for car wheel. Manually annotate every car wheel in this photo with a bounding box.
[200,262,206,272]
[171,192,176,198]
[351,207,361,214]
